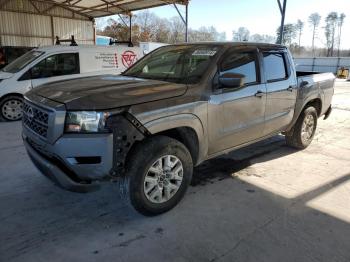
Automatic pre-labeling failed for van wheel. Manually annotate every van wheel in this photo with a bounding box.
[0,95,23,121]
[125,136,193,216]
[285,106,318,149]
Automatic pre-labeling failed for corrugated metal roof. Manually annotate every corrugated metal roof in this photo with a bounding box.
[1,0,91,20]
[1,0,188,19]
[0,0,188,47]
[39,0,189,18]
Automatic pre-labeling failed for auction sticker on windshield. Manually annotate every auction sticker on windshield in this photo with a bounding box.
[192,50,217,56]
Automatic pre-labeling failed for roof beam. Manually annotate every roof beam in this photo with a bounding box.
[28,0,41,13]
[0,0,190,18]
[100,0,127,13]
[69,5,116,16]
[41,3,57,14]
[36,0,123,16]
[32,0,93,19]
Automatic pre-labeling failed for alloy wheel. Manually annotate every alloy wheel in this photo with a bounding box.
[143,155,184,204]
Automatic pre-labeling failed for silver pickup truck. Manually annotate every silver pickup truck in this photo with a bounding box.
[22,43,334,215]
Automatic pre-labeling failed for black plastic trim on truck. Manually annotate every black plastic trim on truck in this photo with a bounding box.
[106,113,150,177]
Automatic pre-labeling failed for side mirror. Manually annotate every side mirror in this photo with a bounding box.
[219,73,244,88]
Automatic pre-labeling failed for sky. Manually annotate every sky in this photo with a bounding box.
[97,0,350,49]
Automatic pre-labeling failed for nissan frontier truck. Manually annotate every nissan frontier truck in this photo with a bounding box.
[22,43,334,215]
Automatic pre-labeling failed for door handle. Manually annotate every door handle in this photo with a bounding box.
[287,86,294,92]
[254,90,265,97]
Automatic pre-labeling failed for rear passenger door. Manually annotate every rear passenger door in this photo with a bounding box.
[262,50,297,135]
[208,48,266,154]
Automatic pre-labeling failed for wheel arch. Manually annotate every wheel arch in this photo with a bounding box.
[156,127,200,165]
[285,96,322,133]
[143,114,207,166]
[303,98,322,117]
[0,92,23,101]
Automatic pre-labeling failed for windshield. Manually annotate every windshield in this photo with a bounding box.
[1,50,44,73]
[123,45,221,84]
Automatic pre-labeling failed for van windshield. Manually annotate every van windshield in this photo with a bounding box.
[123,45,221,84]
[1,50,44,73]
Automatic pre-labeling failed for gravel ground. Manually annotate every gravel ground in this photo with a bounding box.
[0,80,349,262]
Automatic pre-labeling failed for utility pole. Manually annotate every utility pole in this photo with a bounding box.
[277,0,287,44]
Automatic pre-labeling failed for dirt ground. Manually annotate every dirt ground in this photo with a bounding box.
[0,80,349,262]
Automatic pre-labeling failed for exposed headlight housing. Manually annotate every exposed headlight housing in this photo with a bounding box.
[65,111,110,133]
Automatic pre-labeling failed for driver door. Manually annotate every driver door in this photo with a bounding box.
[208,48,266,155]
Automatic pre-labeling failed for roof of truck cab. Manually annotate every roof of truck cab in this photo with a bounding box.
[170,42,286,49]
[33,42,285,53]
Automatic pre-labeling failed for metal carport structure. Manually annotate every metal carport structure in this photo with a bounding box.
[1,0,290,46]
[0,0,189,47]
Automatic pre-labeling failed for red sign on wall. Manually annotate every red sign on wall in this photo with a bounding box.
[121,51,137,68]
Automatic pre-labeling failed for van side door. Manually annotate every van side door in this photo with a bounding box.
[29,53,80,88]
[261,50,297,135]
[208,48,266,155]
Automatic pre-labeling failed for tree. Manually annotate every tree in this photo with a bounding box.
[169,16,186,43]
[325,12,338,56]
[101,18,129,41]
[146,16,171,43]
[232,27,250,41]
[250,34,276,43]
[188,26,225,42]
[337,13,346,56]
[95,11,227,44]
[276,24,296,46]
[296,19,304,48]
[217,32,226,41]
[308,13,321,55]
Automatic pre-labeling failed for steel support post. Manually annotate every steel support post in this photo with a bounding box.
[277,0,287,44]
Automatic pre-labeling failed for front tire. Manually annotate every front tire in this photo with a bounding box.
[285,106,318,149]
[125,136,193,216]
[0,95,23,121]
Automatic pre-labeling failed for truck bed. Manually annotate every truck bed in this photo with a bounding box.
[296,71,322,77]
[295,71,335,119]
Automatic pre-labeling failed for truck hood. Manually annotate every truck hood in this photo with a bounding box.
[32,75,188,110]
[0,71,14,80]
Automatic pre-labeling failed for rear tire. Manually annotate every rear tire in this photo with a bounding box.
[125,136,193,216]
[285,106,318,149]
[0,95,23,121]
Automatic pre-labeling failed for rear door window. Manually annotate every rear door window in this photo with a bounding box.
[30,53,79,79]
[263,52,288,81]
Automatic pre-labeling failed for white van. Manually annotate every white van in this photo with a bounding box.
[0,45,142,121]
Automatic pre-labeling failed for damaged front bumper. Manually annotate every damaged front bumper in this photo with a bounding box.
[22,112,147,193]
[22,126,114,192]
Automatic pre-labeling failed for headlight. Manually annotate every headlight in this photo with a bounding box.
[65,111,110,133]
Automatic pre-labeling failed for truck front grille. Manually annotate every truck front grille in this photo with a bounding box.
[22,101,50,138]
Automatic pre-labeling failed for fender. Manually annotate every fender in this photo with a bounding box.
[286,92,323,132]
[144,113,208,165]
